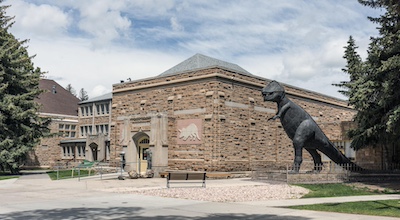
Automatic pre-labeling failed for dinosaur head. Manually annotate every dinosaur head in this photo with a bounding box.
[261,80,285,102]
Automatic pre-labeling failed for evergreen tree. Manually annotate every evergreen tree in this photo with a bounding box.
[336,1,400,157]
[0,3,49,173]
[333,36,364,99]
[65,84,76,97]
[78,88,89,101]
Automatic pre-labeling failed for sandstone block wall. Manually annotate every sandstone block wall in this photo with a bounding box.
[26,115,79,168]
[111,68,357,172]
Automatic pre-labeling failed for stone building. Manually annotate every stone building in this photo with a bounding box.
[77,93,112,163]
[27,80,113,168]
[26,79,80,168]
[29,54,395,172]
[110,54,358,176]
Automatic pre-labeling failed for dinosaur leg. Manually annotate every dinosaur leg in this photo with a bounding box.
[305,148,323,173]
[291,120,315,173]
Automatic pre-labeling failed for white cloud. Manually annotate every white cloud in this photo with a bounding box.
[28,37,181,98]
[3,0,382,99]
[170,16,183,32]
[6,0,70,38]
[75,1,132,47]
[91,85,111,98]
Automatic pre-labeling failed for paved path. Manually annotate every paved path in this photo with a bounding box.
[0,173,399,219]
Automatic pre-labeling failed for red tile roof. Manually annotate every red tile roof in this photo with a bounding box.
[36,79,80,116]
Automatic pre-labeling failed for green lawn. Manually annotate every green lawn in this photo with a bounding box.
[0,171,19,180]
[290,200,400,218]
[0,175,19,180]
[295,183,377,198]
[289,183,400,217]
[47,169,96,180]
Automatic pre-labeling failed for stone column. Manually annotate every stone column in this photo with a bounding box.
[149,112,168,177]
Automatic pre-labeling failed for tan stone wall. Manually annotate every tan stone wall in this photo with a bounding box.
[26,115,79,168]
[111,68,357,172]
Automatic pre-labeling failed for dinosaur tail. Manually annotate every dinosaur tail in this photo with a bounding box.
[320,141,364,172]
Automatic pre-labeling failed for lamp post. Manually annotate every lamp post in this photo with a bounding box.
[118,151,125,180]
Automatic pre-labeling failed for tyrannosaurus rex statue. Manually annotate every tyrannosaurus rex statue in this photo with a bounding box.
[262,80,361,173]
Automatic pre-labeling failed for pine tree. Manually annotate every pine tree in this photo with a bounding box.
[78,88,89,101]
[336,1,400,161]
[65,84,77,97]
[333,36,364,99]
[0,3,49,174]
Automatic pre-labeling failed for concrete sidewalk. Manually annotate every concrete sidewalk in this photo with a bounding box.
[0,173,399,219]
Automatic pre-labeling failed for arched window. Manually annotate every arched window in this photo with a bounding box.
[139,138,149,144]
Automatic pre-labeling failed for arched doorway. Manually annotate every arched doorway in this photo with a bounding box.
[137,136,149,174]
[89,143,98,161]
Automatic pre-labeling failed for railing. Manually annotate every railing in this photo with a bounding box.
[252,162,400,184]
[51,161,147,181]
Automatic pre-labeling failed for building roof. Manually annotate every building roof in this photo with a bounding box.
[159,53,252,76]
[36,79,80,116]
[79,92,112,104]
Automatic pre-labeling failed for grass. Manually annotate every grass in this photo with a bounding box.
[0,171,19,180]
[0,175,19,180]
[290,183,400,217]
[290,200,400,218]
[47,169,96,180]
[295,183,377,198]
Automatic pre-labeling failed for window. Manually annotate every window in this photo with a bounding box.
[62,145,74,157]
[96,105,100,115]
[59,123,78,138]
[105,103,110,114]
[80,107,85,116]
[81,105,93,116]
[323,140,356,162]
[95,103,110,115]
[77,145,85,157]
[95,124,109,135]
[80,125,93,137]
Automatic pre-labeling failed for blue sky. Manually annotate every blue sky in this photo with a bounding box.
[4,0,382,99]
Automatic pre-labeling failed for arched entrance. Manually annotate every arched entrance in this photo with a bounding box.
[89,143,98,161]
[137,136,149,174]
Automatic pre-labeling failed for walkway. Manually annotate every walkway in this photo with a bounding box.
[0,173,398,219]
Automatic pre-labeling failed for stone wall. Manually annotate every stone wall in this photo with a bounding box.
[26,115,79,168]
[110,67,357,172]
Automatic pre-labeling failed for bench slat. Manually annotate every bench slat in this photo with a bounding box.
[187,173,205,180]
[166,172,206,188]
[168,173,187,180]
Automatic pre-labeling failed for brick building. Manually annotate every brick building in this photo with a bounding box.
[26,79,80,168]
[110,54,359,176]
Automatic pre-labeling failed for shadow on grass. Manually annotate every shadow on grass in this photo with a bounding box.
[374,200,400,211]
[0,206,311,220]
[289,200,400,218]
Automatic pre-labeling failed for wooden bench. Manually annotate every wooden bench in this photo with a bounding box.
[166,172,206,188]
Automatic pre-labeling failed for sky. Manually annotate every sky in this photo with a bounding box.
[4,0,383,99]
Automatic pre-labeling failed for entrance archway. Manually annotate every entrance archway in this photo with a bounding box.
[137,136,149,174]
[89,143,98,161]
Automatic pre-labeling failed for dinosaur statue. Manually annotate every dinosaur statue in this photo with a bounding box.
[261,80,362,173]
